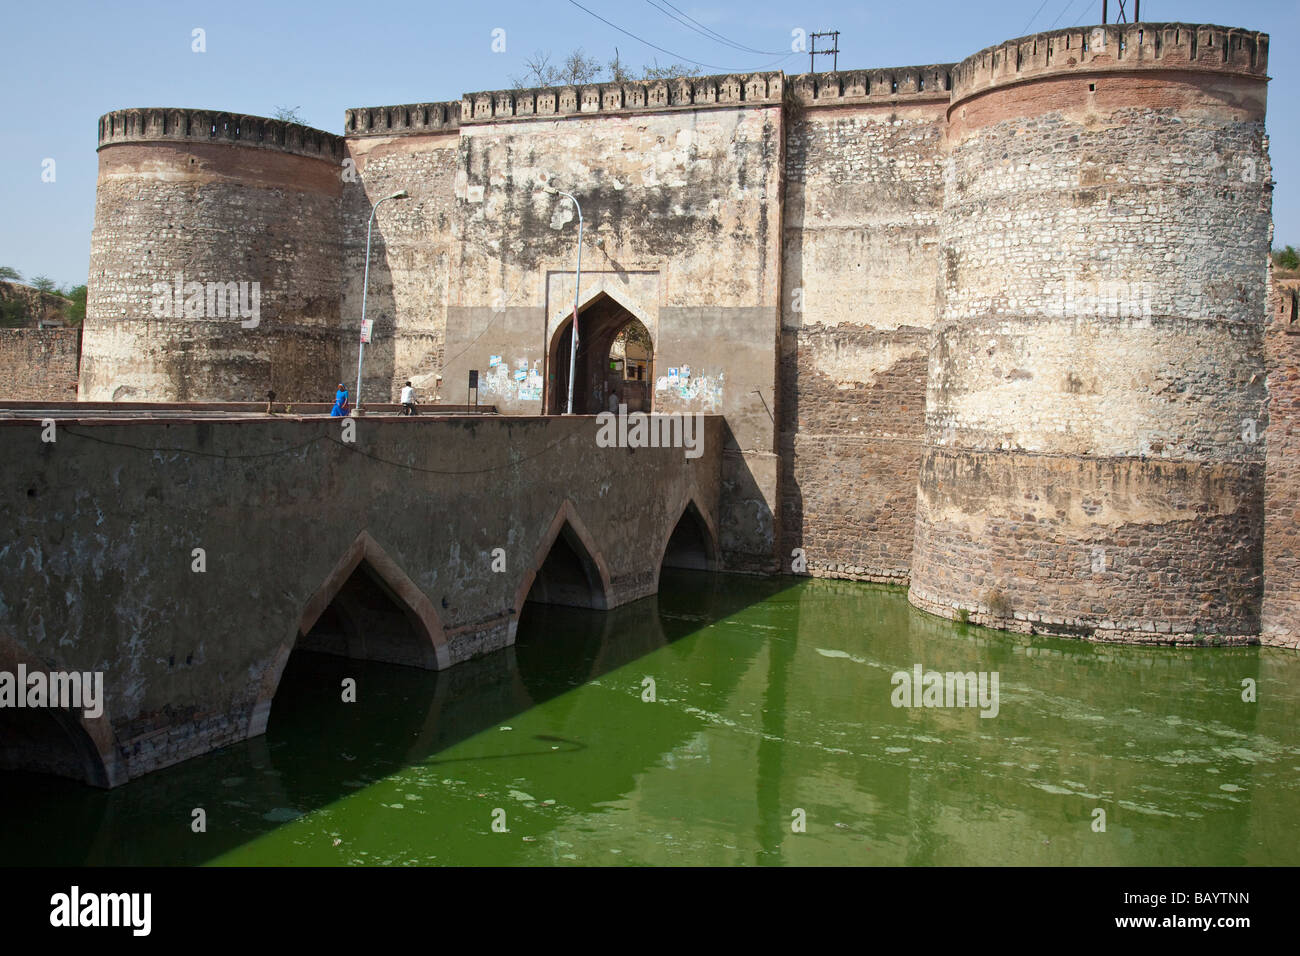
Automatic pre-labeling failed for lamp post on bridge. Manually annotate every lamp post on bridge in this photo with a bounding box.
[538,185,583,415]
[354,189,410,416]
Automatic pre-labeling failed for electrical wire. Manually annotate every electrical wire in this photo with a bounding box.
[566,0,794,74]
[645,0,787,56]
[1021,0,1054,35]
[1048,0,1089,31]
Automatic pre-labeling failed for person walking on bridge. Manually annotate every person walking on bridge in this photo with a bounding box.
[330,383,350,417]
[400,381,418,416]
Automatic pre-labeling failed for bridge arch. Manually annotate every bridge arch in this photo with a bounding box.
[548,291,655,415]
[250,531,448,736]
[510,500,613,643]
[0,635,124,788]
[296,531,448,668]
[656,495,722,586]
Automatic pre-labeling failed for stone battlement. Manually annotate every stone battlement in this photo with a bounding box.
[951,22,1269,105]
[788,64,956,106]
[97,108,345,162]
[347,72,784,136]
[344,101,463,138]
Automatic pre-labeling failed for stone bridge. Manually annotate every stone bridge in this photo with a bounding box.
[0,411,733,786]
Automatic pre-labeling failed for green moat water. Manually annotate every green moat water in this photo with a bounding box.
[2,571,1298,866]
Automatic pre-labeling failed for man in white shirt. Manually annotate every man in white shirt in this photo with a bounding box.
[400,381,417,416]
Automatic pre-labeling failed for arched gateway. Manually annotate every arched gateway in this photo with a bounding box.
[548,292,654,415]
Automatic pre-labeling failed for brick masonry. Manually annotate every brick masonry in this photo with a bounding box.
[82,114,346,402]
[779,98,946,582]
[1264,276,1300,648]
[911,30,1273,640]
[0,328,80,400]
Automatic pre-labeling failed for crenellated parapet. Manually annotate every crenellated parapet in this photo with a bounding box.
[97,108,345,162]
[788,64,955,106]
[461,72,783,124]
[344,101,462,138]
[347,72,784,136]
[951,22,1269,105]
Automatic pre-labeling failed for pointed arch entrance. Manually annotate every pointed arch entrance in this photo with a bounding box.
[548,292,654,414]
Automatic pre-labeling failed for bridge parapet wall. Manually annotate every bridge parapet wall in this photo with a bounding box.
[0,415,726,785]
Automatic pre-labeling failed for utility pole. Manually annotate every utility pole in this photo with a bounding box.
[538,185,583,414]
[1103,0,1139,23]
[355,189,409,416]
[809,30,840,73]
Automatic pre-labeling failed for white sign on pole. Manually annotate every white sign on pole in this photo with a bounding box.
[360,319,373,344]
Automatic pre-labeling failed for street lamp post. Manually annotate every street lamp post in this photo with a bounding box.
[540,186,583,414]
[354,189,409,415]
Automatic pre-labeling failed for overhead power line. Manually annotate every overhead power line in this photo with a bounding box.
[1021,0,1054,35]
[565,0,794,74]
[1048,0,1089,30]
[646,0,787,56]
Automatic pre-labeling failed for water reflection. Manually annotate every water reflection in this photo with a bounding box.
[0,573,1295,866]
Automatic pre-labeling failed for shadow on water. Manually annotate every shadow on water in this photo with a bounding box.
[0,568,793,866]
[4,574,1296,866]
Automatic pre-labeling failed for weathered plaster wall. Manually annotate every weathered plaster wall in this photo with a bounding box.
[82,111,345,402]
[0,328,80,400]
[340,113,461,404]
[1264,276,1300,648]
[0,414,723,785]
[779,82,949,582]
[910,24,1272,641]
[380,90,787,569]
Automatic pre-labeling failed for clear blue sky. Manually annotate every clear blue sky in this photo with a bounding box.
[1,0,1295,288]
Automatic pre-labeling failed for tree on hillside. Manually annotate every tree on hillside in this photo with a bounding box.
[1274,246,1300,271]
[64,285,87,325]
[0,266,21,282]
[31,275,56,293]
[0,300,28,328]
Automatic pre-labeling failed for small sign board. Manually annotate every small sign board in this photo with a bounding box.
[360,319,373,344]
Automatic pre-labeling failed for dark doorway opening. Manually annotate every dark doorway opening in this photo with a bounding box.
[297,558,436,669]
[525,522,607,610]
[662,502,716,572]
[549,293,653,414]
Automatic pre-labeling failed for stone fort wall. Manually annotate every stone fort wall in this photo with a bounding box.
[911,23,1272,641]
[82,109,346,402]
[0,328,80,400]
[338,102,462,406]
[76,22,1292,644]
[779,68,950,585]
[1265,275,1300,648]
